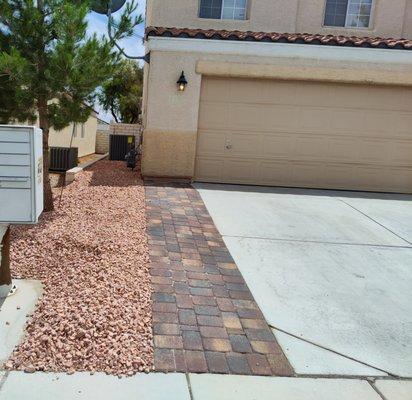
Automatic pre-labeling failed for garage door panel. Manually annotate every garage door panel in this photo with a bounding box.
[228,103,266,130]
[223,159,258,182]
[200,78,231,102]
[354,166,394,190]
[298,107,332,132]
[392,142,412,166]
[229,103,298,132]
[327,138,360,163]
[365,86,411,111]
[195,157,225,181]
[198,103,229,129]
[389,168,412,191]
[261,134,295,157]
[227,132,261,157]
[259,161,293,185]
[291,163,323,187]
[322,164,358,187]
[329,109,366,133]
[196,130,226,157]
[294,83,334,108]
[294,136,328,160]
[196,77,412,193]
[328,85,370,109]
[397,113,412,135]
[364,111,398,135]
[229,79,298,106]
[359,139,391,165]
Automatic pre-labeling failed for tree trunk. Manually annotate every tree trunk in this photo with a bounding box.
[0,226,11,289]
[38,101,54,212]
[111,107,119,123]
[36,0,53,212]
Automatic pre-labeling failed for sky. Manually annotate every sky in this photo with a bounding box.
[86,0,147,122]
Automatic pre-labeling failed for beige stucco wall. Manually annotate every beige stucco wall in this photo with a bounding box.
[141,40,412,178]
[404,0,412,38]
[48,113,98,158]
[146,0,412,39]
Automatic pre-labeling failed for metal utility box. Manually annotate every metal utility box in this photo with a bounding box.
[0,125,44,224]
[109,134,135,161]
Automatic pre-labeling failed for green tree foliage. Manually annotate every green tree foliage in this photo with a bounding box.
[99,59,143,124]
[0,0,142,210]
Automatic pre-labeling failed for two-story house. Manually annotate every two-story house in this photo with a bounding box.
[141,0,412,193]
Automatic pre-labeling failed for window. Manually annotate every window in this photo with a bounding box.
[73,123,77,138]
[199,0,248,20]
[324,0,373,28]
[81,123,85,138]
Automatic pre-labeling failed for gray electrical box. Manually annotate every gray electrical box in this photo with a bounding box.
[0,125,44,224]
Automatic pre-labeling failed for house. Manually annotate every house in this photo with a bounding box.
[141,0,412,193]
[48,111,98,158]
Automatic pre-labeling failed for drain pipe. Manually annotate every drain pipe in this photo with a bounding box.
[0,225,13,298]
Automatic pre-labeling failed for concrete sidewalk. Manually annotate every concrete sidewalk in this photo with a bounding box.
[0,371,411,400]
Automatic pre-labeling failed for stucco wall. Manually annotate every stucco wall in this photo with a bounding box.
[48,113,98,158]
[404,0,412,38]
[146,0,412,39]
[141,38,412,178]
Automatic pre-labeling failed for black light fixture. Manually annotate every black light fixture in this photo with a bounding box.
[177,71,188,92]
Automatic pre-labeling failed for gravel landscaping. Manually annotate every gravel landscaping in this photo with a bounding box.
[6,160,153,375]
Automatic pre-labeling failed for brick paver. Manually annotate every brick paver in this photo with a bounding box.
[145,182,294,376]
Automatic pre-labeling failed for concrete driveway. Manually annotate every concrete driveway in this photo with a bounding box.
[194,184,412,378]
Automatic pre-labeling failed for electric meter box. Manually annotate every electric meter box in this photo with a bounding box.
[0,125,44,224]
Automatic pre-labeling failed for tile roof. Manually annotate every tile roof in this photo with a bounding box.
[146,26,412,51]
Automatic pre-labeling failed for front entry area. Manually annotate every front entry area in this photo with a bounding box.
[195,77,412,193]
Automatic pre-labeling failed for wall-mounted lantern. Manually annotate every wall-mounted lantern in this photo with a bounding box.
[177,71,188,92]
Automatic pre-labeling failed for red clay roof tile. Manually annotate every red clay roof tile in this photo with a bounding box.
[146,26,412,51]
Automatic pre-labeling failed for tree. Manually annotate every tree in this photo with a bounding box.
[99,58,143,123]
[0,0,143,211]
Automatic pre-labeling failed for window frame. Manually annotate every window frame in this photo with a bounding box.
[198,0,249,21]
[322,0,376,30]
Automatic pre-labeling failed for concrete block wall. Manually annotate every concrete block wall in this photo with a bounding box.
[95,123,141,154]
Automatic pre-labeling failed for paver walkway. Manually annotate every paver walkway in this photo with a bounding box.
[145,182,293,375]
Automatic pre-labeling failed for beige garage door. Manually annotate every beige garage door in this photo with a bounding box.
[195,77,412,193]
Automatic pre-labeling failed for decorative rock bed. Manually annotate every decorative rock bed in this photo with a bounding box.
[6,160,153,375]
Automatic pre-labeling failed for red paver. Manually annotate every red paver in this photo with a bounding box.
[145,182,294,376]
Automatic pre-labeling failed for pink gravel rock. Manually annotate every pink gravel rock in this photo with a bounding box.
[7,161,153,375]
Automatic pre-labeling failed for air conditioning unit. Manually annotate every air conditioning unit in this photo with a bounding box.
[49,147,78,172]
[109,134,135,161]
[0,125,44,224]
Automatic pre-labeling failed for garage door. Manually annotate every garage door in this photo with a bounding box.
[195,77,412,193]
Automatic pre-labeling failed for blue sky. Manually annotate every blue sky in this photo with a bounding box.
[86,0,147,122]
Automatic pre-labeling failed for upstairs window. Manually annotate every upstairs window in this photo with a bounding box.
[324,0,373,28]
[199,0,248,20]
